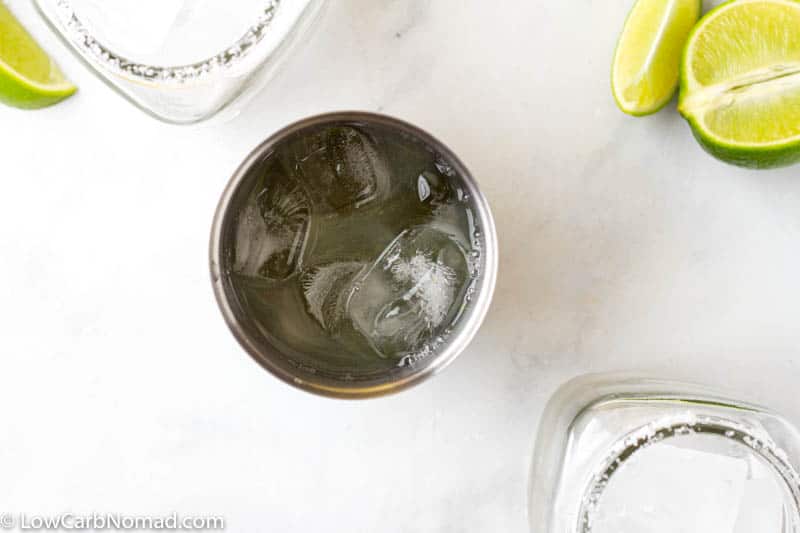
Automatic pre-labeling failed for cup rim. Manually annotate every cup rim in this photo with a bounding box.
[209,111,498,399]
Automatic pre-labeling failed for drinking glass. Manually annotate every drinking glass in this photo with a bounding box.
[529,374,800,533]
[35,0,327,124]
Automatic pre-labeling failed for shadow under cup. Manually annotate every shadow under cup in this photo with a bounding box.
[210,112,497,398]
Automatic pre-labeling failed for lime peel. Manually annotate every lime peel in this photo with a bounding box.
[679,0,800,168]
[0,3,76,109]
[612,0,702,116]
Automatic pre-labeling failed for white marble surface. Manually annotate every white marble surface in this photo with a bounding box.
[2,1,800,531]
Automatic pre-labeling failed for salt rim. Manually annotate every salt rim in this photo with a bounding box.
[578,413,800,533]
[48,0,282,84]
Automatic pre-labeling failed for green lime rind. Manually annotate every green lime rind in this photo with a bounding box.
[0,60,76,109]
[678,0,800,169]
[685,117,800,169]
[612,0,702,117]
[0,4,76,110]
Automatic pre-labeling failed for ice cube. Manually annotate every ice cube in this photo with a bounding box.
[71,0,185,56]
[733,478,784,533]
[233,163,310,280]
[345,227,470,358]
[589,441,749,533]
[300,262,364,332]
[281,126,390,213]
[434,156,457,177]
[416,170,452,205]
[69,0,272,64]
[732,453,786,533]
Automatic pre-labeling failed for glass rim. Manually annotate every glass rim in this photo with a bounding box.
[578,413,800,532]
[34,0,299,84]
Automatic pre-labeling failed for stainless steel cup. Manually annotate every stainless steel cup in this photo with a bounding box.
[210,112,497,398]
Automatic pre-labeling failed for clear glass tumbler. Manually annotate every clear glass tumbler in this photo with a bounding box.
[529,374,800,533]
[35,0,327,124]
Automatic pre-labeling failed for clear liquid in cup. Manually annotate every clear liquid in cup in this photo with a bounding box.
[225,121,483,379]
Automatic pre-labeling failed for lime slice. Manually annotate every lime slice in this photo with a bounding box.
[679,0,800,169]
[612,0,701,116]
[0,3,76,109]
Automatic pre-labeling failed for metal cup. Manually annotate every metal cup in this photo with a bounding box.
[210,112,497,398]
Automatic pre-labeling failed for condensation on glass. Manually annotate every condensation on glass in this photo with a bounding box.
[35,0,326,124]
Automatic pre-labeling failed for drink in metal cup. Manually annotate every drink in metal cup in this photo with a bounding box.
[210,112,497,398]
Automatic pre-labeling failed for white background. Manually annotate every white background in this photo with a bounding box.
[2,1,799,532]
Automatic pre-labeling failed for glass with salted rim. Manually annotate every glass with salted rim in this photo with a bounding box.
[35,0,327,124]
[529,374,800,533]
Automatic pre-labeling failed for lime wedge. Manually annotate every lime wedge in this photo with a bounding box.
[679,0,800,168]
[612,0,701,116]
[0,3,76,109]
